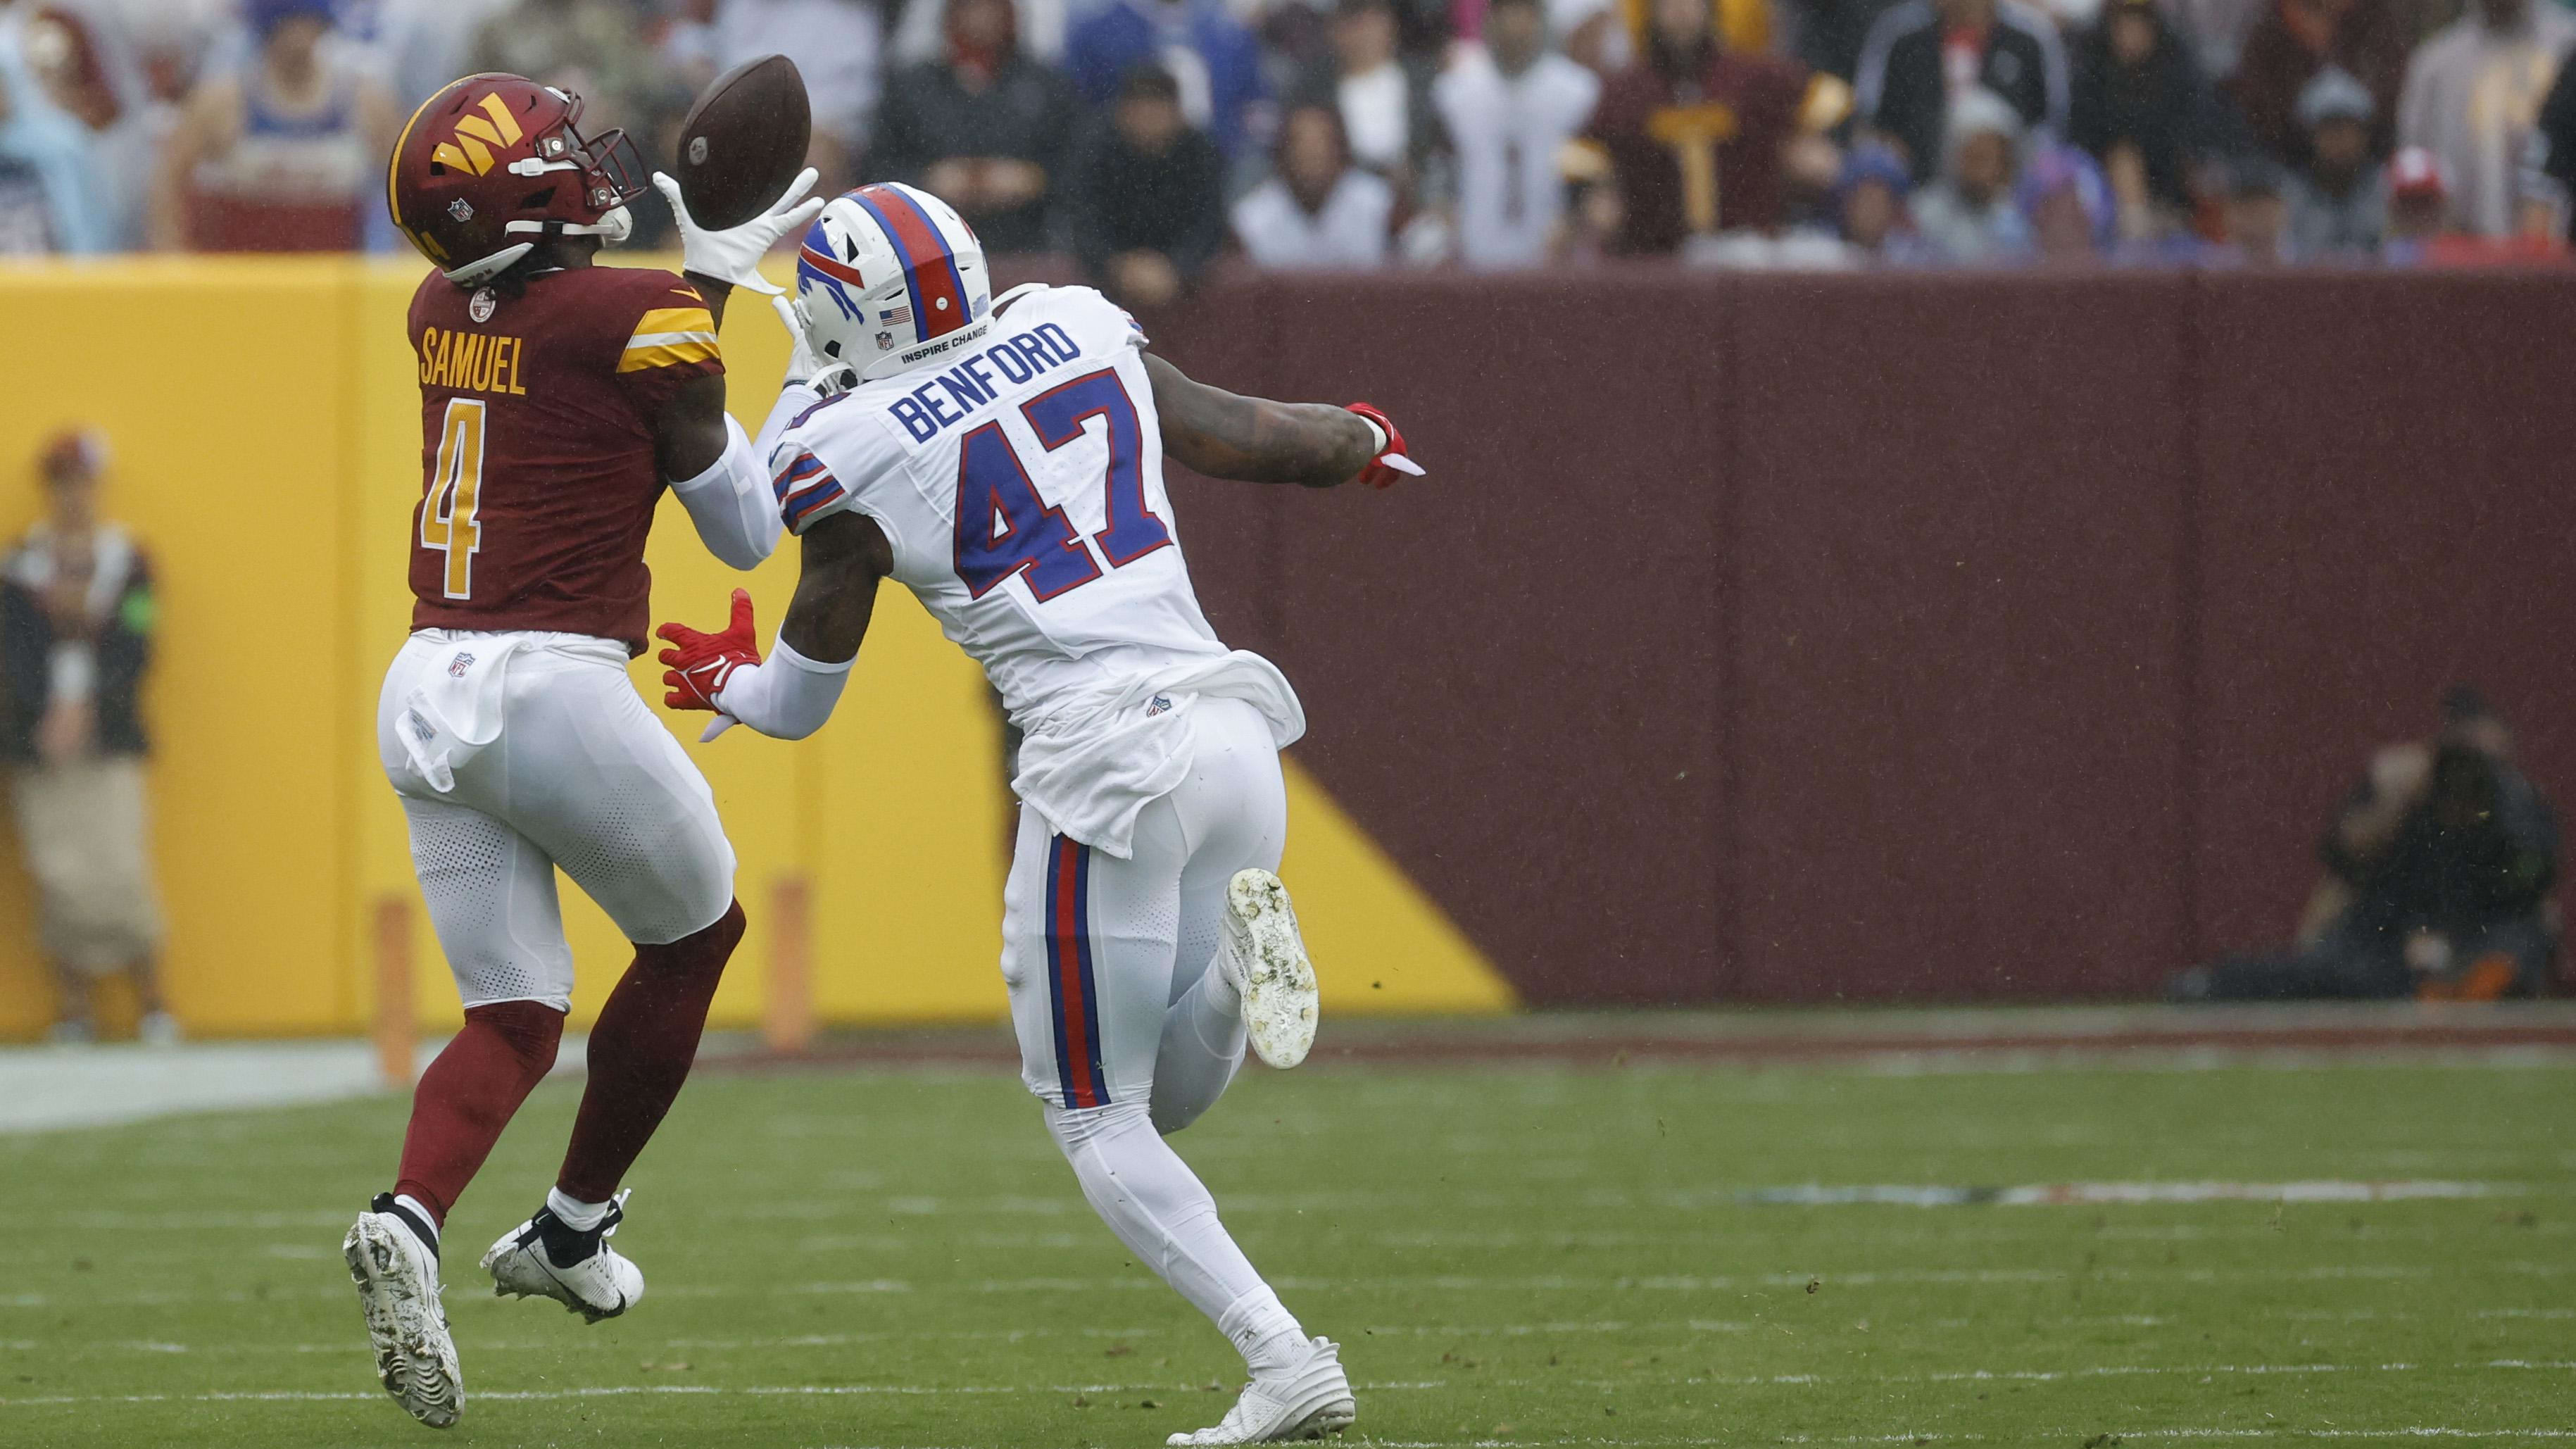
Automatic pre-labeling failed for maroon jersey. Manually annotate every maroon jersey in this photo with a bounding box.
[406,263,722,653]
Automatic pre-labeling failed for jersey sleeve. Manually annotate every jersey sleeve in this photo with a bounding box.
[612,273,724,411]
[767,408,910,551]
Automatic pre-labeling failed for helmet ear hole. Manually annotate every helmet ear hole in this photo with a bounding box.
[824,341,841,358]
[520,188,555,209]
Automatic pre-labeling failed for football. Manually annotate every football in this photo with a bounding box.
[672,54,812,230]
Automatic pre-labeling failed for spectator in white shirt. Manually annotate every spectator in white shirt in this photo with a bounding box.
[1433,0,1597,269]
[708,0,884,187]
[1294,0,1440,199]
[2398,0,2575,237]
[1231,101,1393,267]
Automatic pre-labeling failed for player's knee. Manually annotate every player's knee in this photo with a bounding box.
[1043,1098,1151,1155]
[1148,1089,1212,1137]
[463,998,566,1081]
[635,898,746,982]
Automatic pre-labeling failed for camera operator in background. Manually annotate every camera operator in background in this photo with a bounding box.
[2179,687,2561,1002]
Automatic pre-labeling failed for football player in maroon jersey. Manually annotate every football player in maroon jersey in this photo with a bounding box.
[344,72,822,1429]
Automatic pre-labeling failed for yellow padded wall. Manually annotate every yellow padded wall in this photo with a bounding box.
[0,256,1511,1040]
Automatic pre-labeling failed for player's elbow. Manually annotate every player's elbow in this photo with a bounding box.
[702,525,778,572]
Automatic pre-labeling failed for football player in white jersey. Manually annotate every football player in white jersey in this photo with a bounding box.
[654,182,1421,1446]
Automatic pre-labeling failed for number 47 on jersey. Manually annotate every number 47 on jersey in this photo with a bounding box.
[952,368,1169,601]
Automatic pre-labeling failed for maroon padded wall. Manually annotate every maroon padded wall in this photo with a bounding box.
[1138,268,2576,1005]
[2190,273,2576,967]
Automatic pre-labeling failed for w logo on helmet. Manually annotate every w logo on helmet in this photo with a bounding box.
[432,94,525,177]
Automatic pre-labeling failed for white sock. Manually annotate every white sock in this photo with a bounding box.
[1219,1284,1308,1372]
[545,1186,610,1231]
[1046,1100,1302,1365]
[1149,956,1248,1134]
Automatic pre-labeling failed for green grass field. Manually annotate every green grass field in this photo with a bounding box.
[2,1053,2571,1447]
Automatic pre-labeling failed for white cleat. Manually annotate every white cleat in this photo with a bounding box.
[1168,1336,1357,1445]
[344,1196,462,1429]
[1221,868,1319,1070]
[481,1191,645,1323]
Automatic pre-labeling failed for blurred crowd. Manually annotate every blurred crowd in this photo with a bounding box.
[5,0,2576,286]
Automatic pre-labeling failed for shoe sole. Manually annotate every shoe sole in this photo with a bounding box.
[344,1217,461,1429]
[1226,869,1319,1070]
[1275,1398,1357,1440]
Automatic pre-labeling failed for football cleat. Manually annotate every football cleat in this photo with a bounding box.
[1167,1336,1357,1445]
[1219,869,1320,1070]
[481,1190,644,1323]
[344,1195,463,1429]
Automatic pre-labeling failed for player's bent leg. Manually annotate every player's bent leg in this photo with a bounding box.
[388,797,574,1223]
[488,657,745,1308]
[1045,1101,1355,1444]
[1152,701,1299,1131]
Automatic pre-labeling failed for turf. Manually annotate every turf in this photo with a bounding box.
[0,1055,2570,1448]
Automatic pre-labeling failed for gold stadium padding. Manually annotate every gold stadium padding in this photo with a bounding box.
[1281,759,1516,1015]
[0,256,1512,1040]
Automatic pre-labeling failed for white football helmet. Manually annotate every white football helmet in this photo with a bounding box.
[792,182,993,383]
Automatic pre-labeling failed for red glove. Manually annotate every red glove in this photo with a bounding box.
[1345,402,1425,490]
[657,588,762,713]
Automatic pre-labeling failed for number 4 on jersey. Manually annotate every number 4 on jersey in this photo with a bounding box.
[954,368,1170,600]
[422,398,486,600]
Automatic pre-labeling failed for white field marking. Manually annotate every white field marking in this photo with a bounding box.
[0,1381,1455,1409]
[1720,1181,2521,1208]
[2481,1307,2576,1319]
[21,1258,2576,1312]
[1262,1423,2576,1434]
[8,1360,2564,1408]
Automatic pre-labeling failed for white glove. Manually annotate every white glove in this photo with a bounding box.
[651,165,824,297]
[771,294,855,394]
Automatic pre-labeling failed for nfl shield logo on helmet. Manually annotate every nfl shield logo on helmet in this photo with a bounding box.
[876,330,894,350]
[448,198,475,222]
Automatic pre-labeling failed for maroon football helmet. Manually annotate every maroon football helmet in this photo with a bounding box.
[387,74,647,287]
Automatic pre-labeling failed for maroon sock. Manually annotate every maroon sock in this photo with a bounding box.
[393,999,565,1225]
[554,901,746,1204]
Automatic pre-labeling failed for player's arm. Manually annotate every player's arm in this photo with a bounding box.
[650,165,831,569]
[657,513,893,743]
[1143,353,1422,489]
[653,372,780,571]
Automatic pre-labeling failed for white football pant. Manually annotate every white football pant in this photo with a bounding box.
[377,630,739,1012]
[1002,696,1309,1365]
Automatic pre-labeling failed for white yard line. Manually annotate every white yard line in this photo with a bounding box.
[13,1259,2576,1310]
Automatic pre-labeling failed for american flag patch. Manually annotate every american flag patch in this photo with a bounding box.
[880,305,913,326]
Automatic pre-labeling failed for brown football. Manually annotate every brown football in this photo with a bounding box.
[672,54,812,230]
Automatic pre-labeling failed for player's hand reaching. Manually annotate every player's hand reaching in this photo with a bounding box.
[1345,403,1425,489]
[658,588,762,740]
[652,166,825,298]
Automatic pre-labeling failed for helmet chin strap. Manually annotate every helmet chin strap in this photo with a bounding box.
[443,241,536,287]
[507,204,633,245]
[559,205,634,244]
[446,205,632,287]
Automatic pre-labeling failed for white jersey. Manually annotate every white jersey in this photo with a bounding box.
[1433,49,1600,270]
[773,284,1303,856]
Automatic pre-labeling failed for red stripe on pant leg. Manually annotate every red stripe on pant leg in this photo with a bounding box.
[1053,836,1099,1108]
